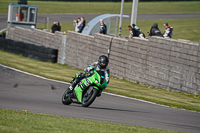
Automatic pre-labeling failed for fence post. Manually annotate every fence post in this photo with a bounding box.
[60,33,67,65]
[115,17,118,37]
[108,38,113,59]
[46,17,49,31]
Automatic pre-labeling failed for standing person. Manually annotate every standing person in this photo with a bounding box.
[80,17,86,33]
[148,23,163,37]
[98,19,107,35]
[57,21,61,32]
[51,22,61,33]
[163,23,173,38]
[73,18,82,33]
[51,22,58,33]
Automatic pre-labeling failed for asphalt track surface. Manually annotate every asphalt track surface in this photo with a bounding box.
[1,64,200,133]
[1,13,200,30]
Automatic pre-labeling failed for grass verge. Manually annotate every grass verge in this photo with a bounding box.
[0,108,180,133]
[0,1,200,14]
[0,50,200,112]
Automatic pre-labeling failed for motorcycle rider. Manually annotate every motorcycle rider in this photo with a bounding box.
[68,55,110,96]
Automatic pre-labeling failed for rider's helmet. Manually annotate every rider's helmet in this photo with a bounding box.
[98,55,109,69]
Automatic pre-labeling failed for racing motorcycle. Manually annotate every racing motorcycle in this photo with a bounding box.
[62,69,107,107]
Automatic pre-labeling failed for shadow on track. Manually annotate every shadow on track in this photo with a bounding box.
[69,104,149,114]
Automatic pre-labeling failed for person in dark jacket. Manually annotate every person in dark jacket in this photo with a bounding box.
[148,23,163,37]
[80,17,86,33]
[131,24,140,37]
[51,22,57,33]
[57,21,61,32]
[98,19,107,35]
[51,22,61,33]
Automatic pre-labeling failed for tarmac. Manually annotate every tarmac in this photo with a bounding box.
[0,13,200,31]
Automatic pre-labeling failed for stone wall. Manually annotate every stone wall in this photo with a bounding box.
[5,27,200,94]
[64,31,111,70]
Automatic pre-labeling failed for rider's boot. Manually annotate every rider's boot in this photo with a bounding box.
[68,78,80,92]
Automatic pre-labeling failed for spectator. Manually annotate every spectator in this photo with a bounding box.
[163,23,173,38]
[131,24,145,38]
[148,23,163,37]
[128,25,134,38]
[17,9,24,21]
[98,19,107,35]
[73,18,82,33]
[80,17,86,33]
[57,21,61,32]
[51,22,61,33]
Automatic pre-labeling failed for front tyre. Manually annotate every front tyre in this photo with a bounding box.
[82,88,98,107]
[62,89,72,105]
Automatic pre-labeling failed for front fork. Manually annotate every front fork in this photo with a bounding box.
[74,77,94,103]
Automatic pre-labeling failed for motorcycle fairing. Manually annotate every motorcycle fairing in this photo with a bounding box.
[74,70,103,103]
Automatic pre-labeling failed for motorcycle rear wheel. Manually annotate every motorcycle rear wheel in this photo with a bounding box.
[82,88,98,107]
[62,89,72,105]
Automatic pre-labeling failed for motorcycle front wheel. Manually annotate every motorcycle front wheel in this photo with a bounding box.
[82,87,98,107]
[62,89,72,105]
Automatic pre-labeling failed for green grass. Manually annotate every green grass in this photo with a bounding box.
[0,108,180,133]
[37,18,200,42]
[0,50,200,112]
[0,0,200,14]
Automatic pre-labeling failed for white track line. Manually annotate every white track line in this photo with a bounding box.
[0,64,198,113]
[0,64,70,85]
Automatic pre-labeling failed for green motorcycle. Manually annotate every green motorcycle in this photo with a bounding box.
[62,70,107,107]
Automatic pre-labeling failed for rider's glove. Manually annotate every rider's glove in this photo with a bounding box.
[85,70,94,77]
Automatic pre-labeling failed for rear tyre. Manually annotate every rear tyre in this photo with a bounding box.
[62,89,72,105]
[82,88,98,107]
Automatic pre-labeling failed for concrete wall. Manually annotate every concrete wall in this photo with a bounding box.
[0,38,58,63]
[64,31,111,70]
[6,27,200,94]
[6,27,63,63]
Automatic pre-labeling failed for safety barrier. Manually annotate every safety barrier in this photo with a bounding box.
[0,38,58,63]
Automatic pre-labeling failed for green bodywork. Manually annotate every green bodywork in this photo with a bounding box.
[74,70,107,103]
